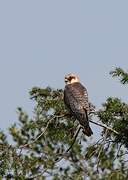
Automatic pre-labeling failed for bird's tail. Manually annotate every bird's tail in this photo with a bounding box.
[74,109,93,136]
[82,126,93,136]
[82,109,93,136]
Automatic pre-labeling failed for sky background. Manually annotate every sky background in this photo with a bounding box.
[0,1,128,134]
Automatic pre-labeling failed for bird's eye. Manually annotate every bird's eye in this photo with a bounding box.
[68,77,72,81]
[70,76,75,80]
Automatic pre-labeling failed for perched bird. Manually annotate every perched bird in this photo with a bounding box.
[64,73,93,136]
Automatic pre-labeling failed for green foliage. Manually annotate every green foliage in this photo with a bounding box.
[110,67,128,84]
[98,91,128,148]
[0,68,128,179]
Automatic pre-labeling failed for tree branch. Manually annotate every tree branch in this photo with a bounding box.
[66,126,82,153]
[89,120,119,135]
[96,129,108,172]
[19,114,67,149]
[55,126,82,163]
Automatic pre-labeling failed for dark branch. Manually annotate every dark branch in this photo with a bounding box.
[89,119,119,135]
[19,114,67,149]
[55,126,82,163]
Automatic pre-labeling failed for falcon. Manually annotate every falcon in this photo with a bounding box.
[64,73,93,136]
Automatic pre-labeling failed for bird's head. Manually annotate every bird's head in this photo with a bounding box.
[64,73,80,85]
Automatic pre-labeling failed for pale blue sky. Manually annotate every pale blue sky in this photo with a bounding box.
[0,1,128,132]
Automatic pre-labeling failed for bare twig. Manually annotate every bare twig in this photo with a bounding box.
[96,129,108,172]
[28,169,51,179]
[114,144,122,160]
[19,119,53,149]
[86,138,104,159]
[55,126,82,163]
[89,120,119,135]
[94,138,104,146]
[66,126,82,153]
[19,114,67,149]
